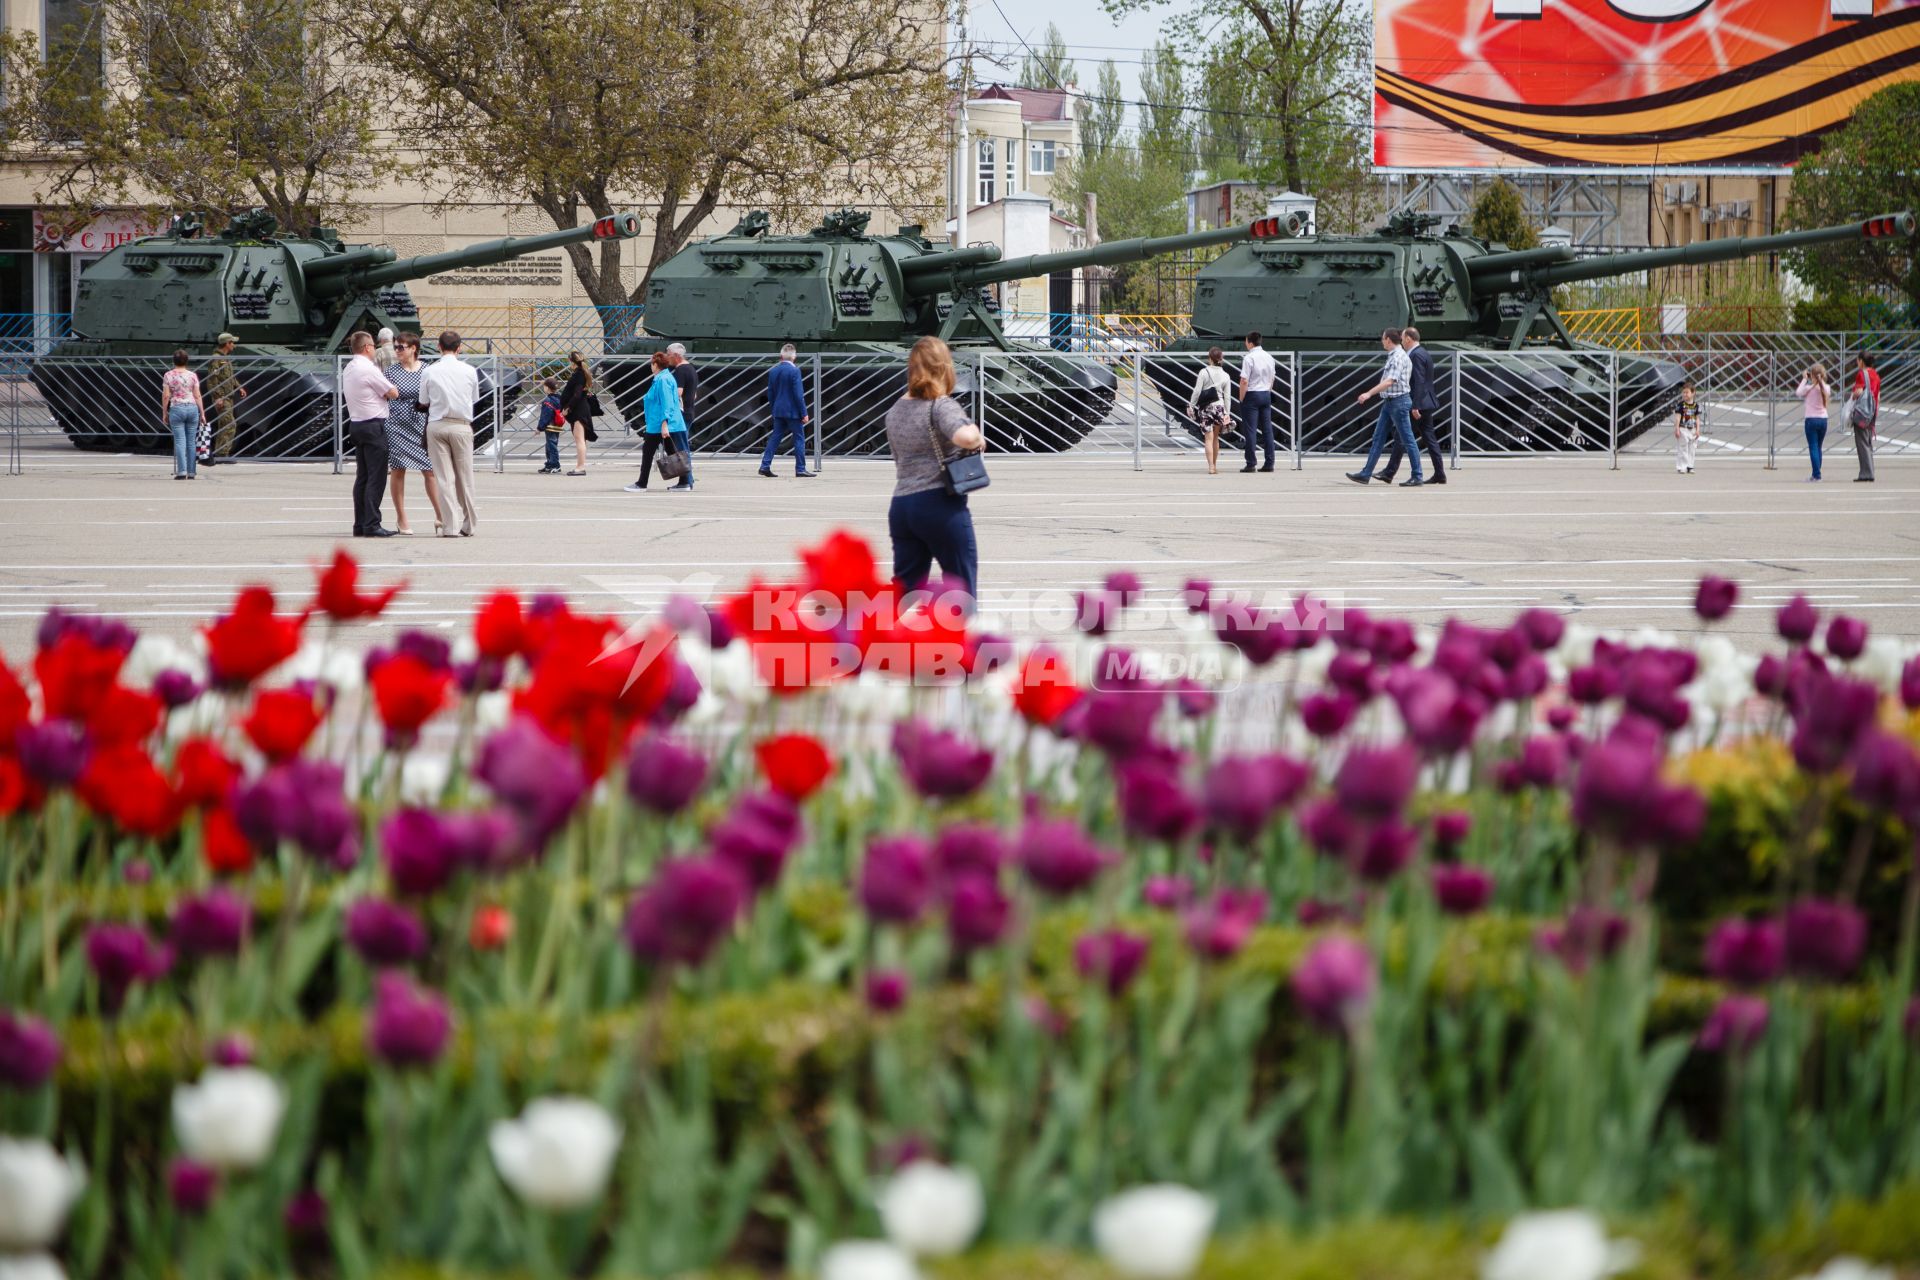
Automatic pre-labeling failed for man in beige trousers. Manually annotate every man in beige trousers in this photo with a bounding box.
[420,330,481,536]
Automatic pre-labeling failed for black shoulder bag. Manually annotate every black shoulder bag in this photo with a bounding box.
[928,401,989,495]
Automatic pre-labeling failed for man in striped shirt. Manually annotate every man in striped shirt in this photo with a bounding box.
[1346,328,1424,488]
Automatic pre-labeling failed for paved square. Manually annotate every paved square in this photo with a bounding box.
[2,446,1916,655]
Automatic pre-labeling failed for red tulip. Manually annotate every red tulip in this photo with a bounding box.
[201,806,256,876]
[469,904,513,950]
[473,591,526,660]
[1011,645,1080,727]
[311,550,403,622]
[204,587,304,687]
[78,743,181,839]
[755,733,833,801]
[173,738,240,809]
[242,689,323,762]
[370,653,453,740]
[85,684,162,748]
[33,630,127,721]
[801,529,888,600]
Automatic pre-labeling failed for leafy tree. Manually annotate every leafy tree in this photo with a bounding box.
[1782,82,1920,309]
[1138,40,1192,171]
[1081,61,1128,162]
[1054,145,1191,311]
[1018,23,1078,90]
[0,0,393,233]
[369,0,947,311]
[1468,179,1538,250]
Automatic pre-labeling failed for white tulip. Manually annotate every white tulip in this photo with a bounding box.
[0,1139,86,1250]
[487,1096,622,1211]
[0,1253,68,1280]
[125,633,200,687]
[1855,636,1910,696]
[1091,1184,1216,1280]
[877,1161,984,1258]
[473,690,512,732]
[1482,1209,1638,1280]
[400,754,452,805]
[171,1067,287,1172]
[1794,1259,1895,1280]
[818,1241,920,1280]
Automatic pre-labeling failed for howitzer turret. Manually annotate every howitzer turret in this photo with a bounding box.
[33,210,644,457]
[608,210,1297,455]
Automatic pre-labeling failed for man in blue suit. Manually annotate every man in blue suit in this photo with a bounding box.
[1378,326,1448,485]
[760,344,814,477]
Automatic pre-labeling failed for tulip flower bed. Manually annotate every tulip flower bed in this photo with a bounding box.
[3,540,1920,1280]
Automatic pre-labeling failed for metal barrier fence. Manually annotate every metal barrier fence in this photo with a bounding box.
[5,341,1913,475]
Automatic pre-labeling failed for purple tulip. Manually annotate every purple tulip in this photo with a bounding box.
[1170,678,1217,719]
[1181,578,1214,614]
[170,889,250,959]
[445,809,518,874]
[1694,576,1739,621]
[1104,570,1145,606]
[946,874,1012,951]
[865,970,910,1014]
[1326,652,1377,701]
[1902,656,1920,711]
[1788,673,1880,774]
[394,630,453,672]
[892,720,994,799]
[1297,897,1359,927]
[1782,898,1867,982]
[474,717,588,851]
[0,1010,61,1090]
[1299,797,1359,861]
[1352,821,1417,883]
[1777,594,1819,644]
[625,734,709,815]
[1078,651,1166,758]
[1571,739,1661,839]
[860,836,936,924]
[1290,935,1376,1033]
[624,856,748,968]
[710,791,802,891]
[1017,817,1111,896]
[344,898,430,967]
[1074,589,1124,636]
[366,971,452,1067]
[85,924,171,1014]
[1183,888,1267,959]
[1699,994,1769,1055]
[234,760,360,868]
[1300,691,1357,739]
[1825,615,1869,661]
[1514,735,1567,790]
[1214,605,1290,666]
[1387,668,1486,756]
[211,1034,254,1067]
[1567,665,1620,706]
[14,718,90,787]
[1850,731,1920,818]
[169,1157,220,1216]
[931,824,1008,883]
[1515,608,1566,652]
[1431,811,1472,851]
[1704,917,1785,988]
[152,669,202,709]
[1431,863,1494,916]
[1074,929,1151,996]
[1116,761,1201,843]
[284,1188,330,1245]
[1503,655,1551,702]
[380,808,467,897]
[38,606,135,654]
[1546,705,1577,732]
[1203,753,1309,842]
[1143,875,1193,911]
[1538,907,1630,973]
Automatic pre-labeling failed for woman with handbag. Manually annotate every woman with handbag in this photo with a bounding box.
[561,349,598,476]
[384,334,441,533]
[885,336,985,602]
[1187,346,1233,474]
[635,352,693,491]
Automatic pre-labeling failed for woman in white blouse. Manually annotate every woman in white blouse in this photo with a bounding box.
[1187,347,1233,474]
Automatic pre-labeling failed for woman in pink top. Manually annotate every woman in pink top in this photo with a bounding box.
[160,349,207,480]
[1795,362,1830,482]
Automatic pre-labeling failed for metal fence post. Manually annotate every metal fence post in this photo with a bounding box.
[813,353,824,473]
[1449,351,1461,469]
[1290,353,1302,470]
[1608,350,1619,470]
[1765,349,1777,471]
[331,355,345,476]
[8,370,20,475]
[492,356,505,474]
[1131,352,1144,472]
[976,352,987,443]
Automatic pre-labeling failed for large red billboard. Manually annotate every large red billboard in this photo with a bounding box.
[1373,0,1920,171]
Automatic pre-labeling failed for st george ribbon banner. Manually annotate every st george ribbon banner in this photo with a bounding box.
[1373,0,1920,170]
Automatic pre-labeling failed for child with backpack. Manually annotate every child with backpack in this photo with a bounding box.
[1673,380,1700,474]
[536,377,566,475]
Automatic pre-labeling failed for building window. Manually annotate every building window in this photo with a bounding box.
[975,138,996,207]
[43,0,106,93]
[1029,139,1056,175]
[1005,139,1017,195]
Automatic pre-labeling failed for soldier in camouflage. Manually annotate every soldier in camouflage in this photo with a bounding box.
[203,333,247,464]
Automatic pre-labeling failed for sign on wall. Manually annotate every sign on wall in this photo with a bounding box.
[1372,0,1920,171]
[33,211,167,253]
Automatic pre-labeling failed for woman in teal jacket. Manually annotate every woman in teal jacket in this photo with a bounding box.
[635,351,692,491]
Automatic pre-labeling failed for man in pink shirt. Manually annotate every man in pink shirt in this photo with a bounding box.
[342,330,400,536]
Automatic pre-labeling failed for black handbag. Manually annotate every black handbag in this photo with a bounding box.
[655,431,690,481]
[927,402,988,496]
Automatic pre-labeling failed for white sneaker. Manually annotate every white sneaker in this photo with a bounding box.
[623,482,647,492]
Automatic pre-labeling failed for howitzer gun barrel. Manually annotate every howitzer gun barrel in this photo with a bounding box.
[313,212,644,297]
[896,246,1003,281]
[908,215,1301,297]
[302,246,399,280]
[1466,244,1576,292]
[1519,212,1915,291]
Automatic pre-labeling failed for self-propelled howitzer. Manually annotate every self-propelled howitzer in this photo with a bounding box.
[608,209,1297,454]
[1151,210,1913,453]
[33,210,643,456]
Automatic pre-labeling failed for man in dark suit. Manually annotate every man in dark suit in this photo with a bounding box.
[1379,326,1448,485]
[759,343,814,477]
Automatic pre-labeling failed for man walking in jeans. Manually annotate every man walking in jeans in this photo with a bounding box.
[341,330,399,537]
[1238,331,1277,472]
[1378,326,1447,485]
[1347,328,1423,487]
